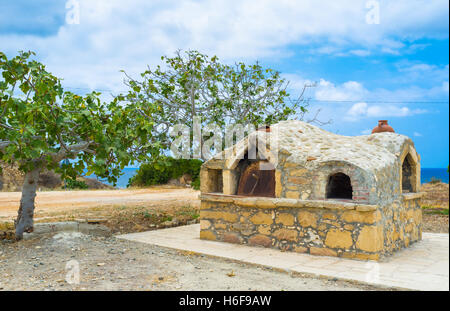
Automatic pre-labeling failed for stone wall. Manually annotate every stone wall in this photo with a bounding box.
[276,160,376,204]
[201,152,402,207]
[200,194,422,260]
[199,121,423,260]
[380,194,422,255]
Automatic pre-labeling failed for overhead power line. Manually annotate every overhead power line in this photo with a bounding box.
[309,99,449,104]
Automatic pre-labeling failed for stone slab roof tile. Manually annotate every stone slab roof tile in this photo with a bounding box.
[209,120,413,173]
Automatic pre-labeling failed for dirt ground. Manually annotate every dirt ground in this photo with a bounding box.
[0,187,201,237]
[0,232,388,291]
[422,214,449,233]
[0,184,446,291]
[0,187,199,221]
[420,182,449,233]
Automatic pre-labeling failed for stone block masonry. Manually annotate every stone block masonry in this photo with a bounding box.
[199,194,422,261]
[199,120,424,260]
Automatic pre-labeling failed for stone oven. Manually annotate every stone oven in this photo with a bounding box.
[199,120,423,260]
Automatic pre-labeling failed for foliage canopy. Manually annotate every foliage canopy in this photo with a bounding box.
[118,50,311,159]
[0,51,153,239]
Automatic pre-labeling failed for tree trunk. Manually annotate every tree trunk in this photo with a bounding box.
[15,168,41,240]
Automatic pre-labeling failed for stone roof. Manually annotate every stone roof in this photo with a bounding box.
[212,120,416,173]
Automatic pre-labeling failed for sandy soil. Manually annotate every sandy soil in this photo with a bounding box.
[0,187,200,221]
[0,233,387,291]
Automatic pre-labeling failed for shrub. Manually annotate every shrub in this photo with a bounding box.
[65,179,89,190]
[191,178,200,190]
[422,205,449,215]
[128,157,203,189]
[428,177,442,184]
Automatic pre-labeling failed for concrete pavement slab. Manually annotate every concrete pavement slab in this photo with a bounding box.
[117,224,449,291]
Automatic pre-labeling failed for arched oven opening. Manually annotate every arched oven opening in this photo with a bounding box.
[402,153,417,193]
[236,154,275,197]
[326,172,353,199]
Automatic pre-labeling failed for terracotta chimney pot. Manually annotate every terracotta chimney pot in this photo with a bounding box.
[372,120,395,134]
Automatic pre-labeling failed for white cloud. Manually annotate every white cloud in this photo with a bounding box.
[278,72,446,126]
[282,70,448,104]
[366,105,425,117]
[443,81,449,93]
[348,102,369,117]
[414,132,423,137]
[0,0,448,93]
[315,80,368,101]
[349,49,371,57]
[344,102,428,121]
[395,63,449,86]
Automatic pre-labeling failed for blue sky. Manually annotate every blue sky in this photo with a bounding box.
[0,0,448,167]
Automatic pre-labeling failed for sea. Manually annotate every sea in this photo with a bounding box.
[92,167,449,189]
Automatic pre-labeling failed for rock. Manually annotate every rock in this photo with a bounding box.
[226,271,236,277]
[162,218,179,227]
[200,219,211,230]
[285,191,300,199]
[201,211,238,223]
[341,210,381,224]
[167,178,181,186]
[294,246,308,253]
[250,212,273,225]
[78,223,112,237]
[297,211,318,228]
[310,247,337,257]
[276,213,295,226]
[200,230,216,241]
[324,229,353,249]
[179,174,192,185]
[356,225,384,252]
[288,177,308,184]
[273,228,298,242]
[223,233,242,244]
[248,235,272,247]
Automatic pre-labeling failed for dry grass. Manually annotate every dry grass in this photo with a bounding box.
[0,203,200,240]
[33,203,200,234]
[0,222,15,240]
[421,182,449,209]
[103,204,200,234]
[420,182,448,233]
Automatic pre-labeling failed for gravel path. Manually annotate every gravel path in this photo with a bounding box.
[0,232,386,291]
